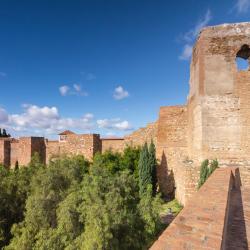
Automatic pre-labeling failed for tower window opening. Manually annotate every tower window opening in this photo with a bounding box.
[236,44,250,71]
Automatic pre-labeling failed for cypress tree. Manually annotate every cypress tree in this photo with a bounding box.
[209,159,218,176]
[198,159,209,189]
[138,142,150,197]
[0,128,2,137]
[148,140,157,196]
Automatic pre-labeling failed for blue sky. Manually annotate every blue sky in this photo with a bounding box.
[0,0,250,138]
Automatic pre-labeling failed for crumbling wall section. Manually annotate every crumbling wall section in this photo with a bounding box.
[124,122,158,146]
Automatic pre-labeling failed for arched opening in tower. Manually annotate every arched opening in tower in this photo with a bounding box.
[236,44,250,71]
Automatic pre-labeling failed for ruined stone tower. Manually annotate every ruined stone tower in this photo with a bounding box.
[188,22,250,164]
[157,22,250,205]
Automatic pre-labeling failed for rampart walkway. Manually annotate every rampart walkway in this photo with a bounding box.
[150,167,250,250]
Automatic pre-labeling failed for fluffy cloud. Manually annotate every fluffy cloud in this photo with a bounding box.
[0,105,133,136]
[73,84,81,92]
[113,86,129,100]
[97,118,132,131]
[59,84,88,96]
[3,105,94,134]
[235,0,250,13]
[0,108,8,123]
[179,9,212,60]
[179,44,193,61]
[59,85,70,96]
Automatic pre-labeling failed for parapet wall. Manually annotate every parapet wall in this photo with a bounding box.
[150,167,237,249]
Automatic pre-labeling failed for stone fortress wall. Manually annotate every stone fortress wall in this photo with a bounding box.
[0,122,158,168]
[1,22,250,206]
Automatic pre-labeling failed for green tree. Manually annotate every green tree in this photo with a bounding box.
[138,142,158,197]
[4,152,162,250]
[139,143,150,197]
[0,165,37,248]
[138,185,163,247]
[93,150,122,174]
[209,159,219,175]
[148,141,157,196]
[198,159,209,189]
[198,159,219,189]
[78,167,143,250]
[120,146,140,176]
[6,156,89,250]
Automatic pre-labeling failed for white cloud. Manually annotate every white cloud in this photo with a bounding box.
[73,84,81,92]
[183,9,212,42]
[179,9,212,60]
[235,0,250,13]
[113,86,129,100]
[0,72,6,77]
[59,85,70,96]
[0,105,133,136]
[60,84,88,97]
[0,108,8,123]
[97,118,132,131]
[179,44,193,60]
[3,105,95,135]
[83,113,94,120]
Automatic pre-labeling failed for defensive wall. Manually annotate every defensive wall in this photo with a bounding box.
[0,122,158,168]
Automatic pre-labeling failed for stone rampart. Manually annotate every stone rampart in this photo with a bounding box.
[150,167,237,250]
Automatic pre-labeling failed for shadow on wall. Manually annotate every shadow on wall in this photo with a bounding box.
[223,168,248,250]
[158,151,175,200]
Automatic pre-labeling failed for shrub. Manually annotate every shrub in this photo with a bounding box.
[198,159,219,189]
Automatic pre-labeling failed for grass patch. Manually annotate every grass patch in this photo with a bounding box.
[160,199,183,216]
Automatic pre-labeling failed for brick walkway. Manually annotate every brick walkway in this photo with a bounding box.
[150,167,250,250]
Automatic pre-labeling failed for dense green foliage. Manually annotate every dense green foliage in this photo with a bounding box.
[138,141,158,197]
[198,159,219,189]
[1,146,163,250]
[160,199,183,217]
